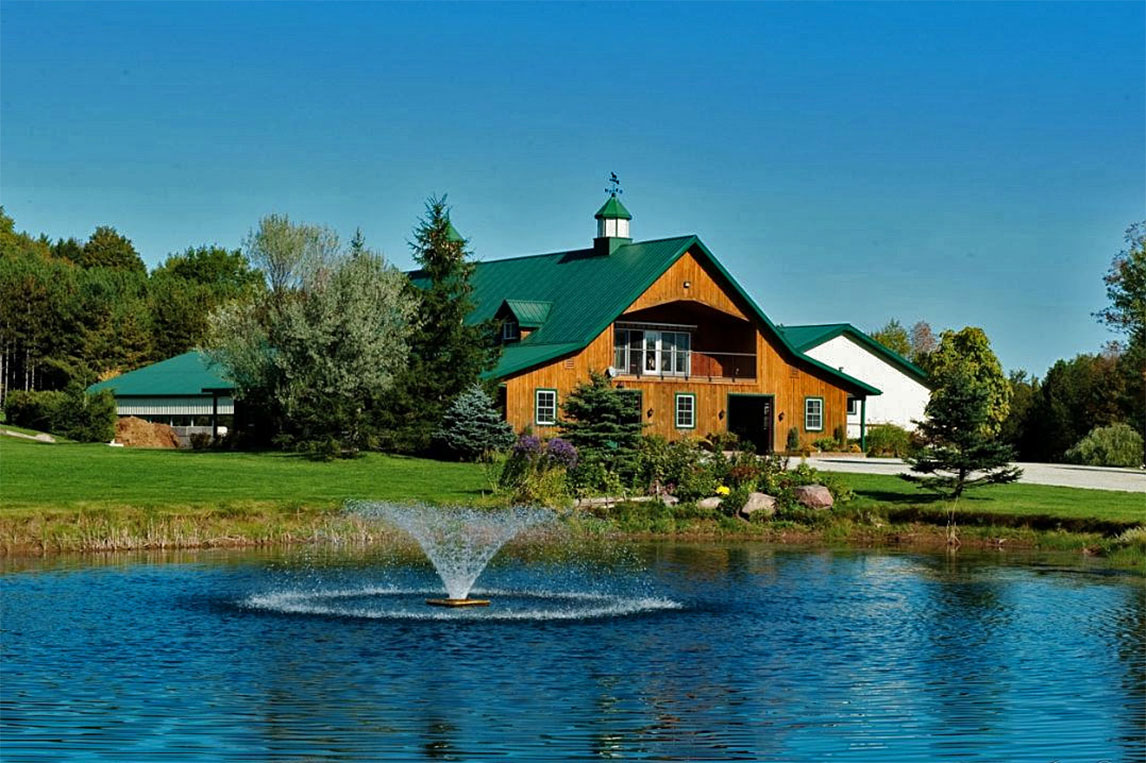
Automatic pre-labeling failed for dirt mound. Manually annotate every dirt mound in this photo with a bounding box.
[115,417,180,448]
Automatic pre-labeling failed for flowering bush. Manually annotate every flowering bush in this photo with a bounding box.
[498,434,577,506]
[545,437,579,469]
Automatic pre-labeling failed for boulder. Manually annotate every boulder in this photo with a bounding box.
[794,484,834,510]
[738,492,777,520]
[660,495,680,507]
[697,496,723,511]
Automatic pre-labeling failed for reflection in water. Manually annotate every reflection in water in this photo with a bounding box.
[1,544,1142,761]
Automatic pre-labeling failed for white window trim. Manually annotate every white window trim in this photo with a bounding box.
[675,393,696,430]
[804,397,824,432]
[535,389,557,426]
[614,328,691,376]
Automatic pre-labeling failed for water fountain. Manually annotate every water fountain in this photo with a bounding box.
[346,502,553,607]
[243,502,680,621]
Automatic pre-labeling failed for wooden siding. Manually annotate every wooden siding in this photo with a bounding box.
[500,248,850,450]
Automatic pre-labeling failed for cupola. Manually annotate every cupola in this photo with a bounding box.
[594,192,632,255]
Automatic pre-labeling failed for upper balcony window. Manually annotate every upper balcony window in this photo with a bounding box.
[614,327,690,376]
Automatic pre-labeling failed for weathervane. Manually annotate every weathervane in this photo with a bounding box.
[605,172,622,197]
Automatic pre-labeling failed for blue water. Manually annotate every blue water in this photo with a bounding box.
[1,543,1143,761]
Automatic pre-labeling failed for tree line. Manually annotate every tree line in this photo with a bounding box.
[0,208,262,401]
[869,221,1146,465]
[1,199,498,456]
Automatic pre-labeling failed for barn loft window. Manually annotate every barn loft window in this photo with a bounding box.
[804,397,824,432]
[534,389,557,426]
[502,319,520,342]
[613,326,691,376]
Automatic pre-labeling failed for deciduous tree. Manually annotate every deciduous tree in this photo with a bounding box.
[871,319,912,357]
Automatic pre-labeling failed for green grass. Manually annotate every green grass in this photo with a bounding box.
[0,437,490,510]
[0,438,1141,568]
[834,472,1144,526]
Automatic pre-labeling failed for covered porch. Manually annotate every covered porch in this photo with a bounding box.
[611,301,757,382]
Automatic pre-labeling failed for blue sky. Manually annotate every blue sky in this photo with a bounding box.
[2,1,1142,375]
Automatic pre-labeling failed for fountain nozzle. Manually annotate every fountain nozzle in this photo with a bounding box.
[425,598,491,608]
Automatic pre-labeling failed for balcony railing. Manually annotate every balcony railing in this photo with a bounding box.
[613,350,757,381]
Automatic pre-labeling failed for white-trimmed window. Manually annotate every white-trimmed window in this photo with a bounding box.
[675,393,696,430]
[804,397,824,432]
[846,397,859,416]
[535,389,557,426]
[613,328,690,376]
[502,319,520,342]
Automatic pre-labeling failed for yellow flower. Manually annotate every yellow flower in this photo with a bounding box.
[715,485,731,496]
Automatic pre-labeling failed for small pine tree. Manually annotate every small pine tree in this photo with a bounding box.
[559,371,643,479]
[903,366,1022,498]
[433,384,515,461]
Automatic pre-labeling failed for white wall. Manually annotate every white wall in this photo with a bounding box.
[802,335,930,438]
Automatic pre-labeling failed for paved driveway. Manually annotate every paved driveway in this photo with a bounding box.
[802,456,1146,494]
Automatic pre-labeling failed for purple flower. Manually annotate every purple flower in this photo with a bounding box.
[513,434,543,458]
[545,437,579,469]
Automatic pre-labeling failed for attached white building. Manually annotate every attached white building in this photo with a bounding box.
[779,324,930,441]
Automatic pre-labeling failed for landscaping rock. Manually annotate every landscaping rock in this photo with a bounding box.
[738,492,777,520]
[660,495,680,507]
[697,496,723,511]
[794,484,834,510]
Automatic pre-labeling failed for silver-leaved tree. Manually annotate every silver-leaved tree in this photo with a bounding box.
[203,214,418,456]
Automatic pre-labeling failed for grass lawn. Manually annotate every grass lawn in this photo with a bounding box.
[0,437,490,510]
[837,472,1145,525]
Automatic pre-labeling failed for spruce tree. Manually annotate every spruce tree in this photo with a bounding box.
[378,196,498,453]
[560,371,643,478]
[433,384,515,461]
[902,366,1022,498]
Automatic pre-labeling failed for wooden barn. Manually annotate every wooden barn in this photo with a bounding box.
[414,195,880,452]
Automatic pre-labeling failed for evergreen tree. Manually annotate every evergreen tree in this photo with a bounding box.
[433,383,515,461]
[903,365,1022,498]
[559,371,643,478]
[378,196,498,453]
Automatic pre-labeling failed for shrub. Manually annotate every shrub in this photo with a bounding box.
[786,427,800,452]
[865,424,913,457]
[4,386,116,442]
[560,371,643,477]
[433,384,515,461]
[812,437,837,452]
[1065,423,1144,468]
[189,432,212,450]
[498,434,576,505]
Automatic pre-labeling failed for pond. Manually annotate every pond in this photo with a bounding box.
[2,542,1143,761]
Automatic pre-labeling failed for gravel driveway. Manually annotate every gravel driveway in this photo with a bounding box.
[802,456,1146,494]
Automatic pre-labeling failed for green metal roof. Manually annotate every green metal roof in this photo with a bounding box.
[779,323,929,386]
[88,351,233,397]
[411,236,880,396]
[502,299,552,328]
[445,220,464,243]
[594,195,632,220]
